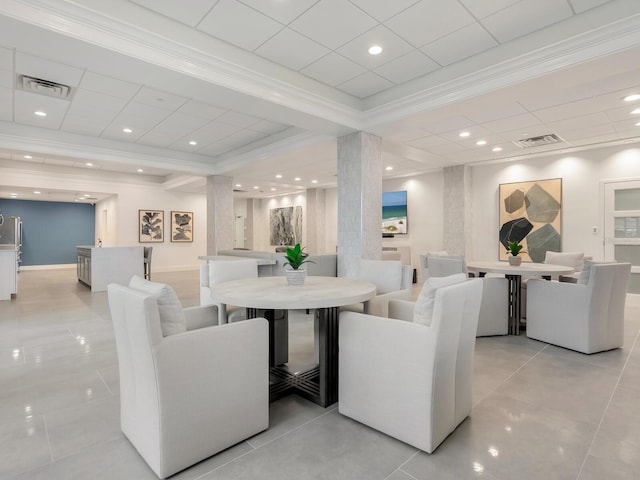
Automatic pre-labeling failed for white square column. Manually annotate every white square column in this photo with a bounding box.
[337,131,382,277]
[206,175,234,255]
[442,165,473,258]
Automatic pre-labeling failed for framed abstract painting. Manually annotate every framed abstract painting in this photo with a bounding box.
[498,178,562,262]
[170,211,193,242]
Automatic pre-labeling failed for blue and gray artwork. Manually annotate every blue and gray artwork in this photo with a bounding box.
[141,211,163,240]
[172,212,192,241]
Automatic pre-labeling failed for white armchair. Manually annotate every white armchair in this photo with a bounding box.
[200,259,258,324]
[341,259,413,317]
[339,278,483,453]
[526,262,631,354]
[108,282,269,479]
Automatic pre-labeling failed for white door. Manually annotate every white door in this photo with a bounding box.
[234,216,245,249]
[604,179,640,294]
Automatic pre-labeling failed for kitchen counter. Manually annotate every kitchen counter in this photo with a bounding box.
[77,246,144,292]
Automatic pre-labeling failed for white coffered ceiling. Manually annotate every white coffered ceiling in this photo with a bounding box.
[0,0,639,202]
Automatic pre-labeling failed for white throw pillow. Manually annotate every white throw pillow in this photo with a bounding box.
[414,273,468,326]
[209,259,258,286]
[129,275,186,336]
[358,259,402,294]
[544,251,584,272]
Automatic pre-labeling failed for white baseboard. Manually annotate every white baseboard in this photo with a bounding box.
[20,264,76,270]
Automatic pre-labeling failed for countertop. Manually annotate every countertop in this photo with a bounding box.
[0,245,18,251]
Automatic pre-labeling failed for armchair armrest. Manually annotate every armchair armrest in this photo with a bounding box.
[368,288,412,317]
[388,299,415,321]
[527,279,590,334]
[183,304,218,329]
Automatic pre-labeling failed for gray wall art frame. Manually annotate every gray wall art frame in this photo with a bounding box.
[498,178,562,262]
[139,209,164,243]
[170,211,193,242]
[270,206,302,246]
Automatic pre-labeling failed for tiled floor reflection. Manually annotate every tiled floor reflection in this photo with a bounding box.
[1,269,638,479]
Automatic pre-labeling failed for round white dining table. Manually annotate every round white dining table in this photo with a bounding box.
[466,261,574,335]
[212,276,376,407]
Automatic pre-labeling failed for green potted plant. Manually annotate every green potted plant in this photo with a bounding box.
[283,243,314,286]
[506,240,524,266]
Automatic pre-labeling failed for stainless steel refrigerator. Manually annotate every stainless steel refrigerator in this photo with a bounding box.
[0,215,22,268]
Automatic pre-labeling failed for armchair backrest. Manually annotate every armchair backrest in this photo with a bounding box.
[587,262,631,349]
[357,259,403,294]
[107,284,162,447]
[427,255,466,278]
[426,278,482,448]
[202,259,258,287]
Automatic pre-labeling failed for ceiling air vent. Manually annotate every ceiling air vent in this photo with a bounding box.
[18,75,72,99]
[513,134,564,148]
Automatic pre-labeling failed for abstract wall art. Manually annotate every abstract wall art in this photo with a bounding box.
[170,211,193,242]
[270,206,302,246]
[139,210,164,243]
[498,178,562,262]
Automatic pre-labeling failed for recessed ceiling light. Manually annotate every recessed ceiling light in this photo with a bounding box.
[275,174,282,179]
[635,121,640,127]
[235,183,242,187]
[385,166,393,171]
[189,140,197,146]
[311,179,318,184]
[83,194,91,198]
[459,131,470,137]
[270,188,276,191]
[86,162,93,167]
[33,191,41,194]
[123,128,133,133]
[623,94,640,102]
[294,177,301,181]
[368,45,382,55]
[24,155,32,159]
[34,111,47,117]
[492,147,503,152]
[632,108,640,115]
[10,193,17,197]
[253,186,259,189]
[137,168,144,173]
[476,140,487,146]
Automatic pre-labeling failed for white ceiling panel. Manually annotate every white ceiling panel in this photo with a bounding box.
[427,141,472,156]
[532,97,607,123]
[289,0,377,50]
[348,0,420,22]
[300,53,367,87]
[148,112,211,135]
[0,68,12,89]
[458,0,521,19]
[481,0,573,43]
[545,111,610,132]
[69,89,128,115]
[131,87,188,111]
[605,104,640,122]
[569,0,612,14]
[421,115,475,135]
[559,123,616,141]
[130,0,218,27]
[61,116,110,137]
[254,28,330,71]
[439,124,494,142]
[191,121,240,143]
[115,102,173,124]
[248,120,288,134]
[79,71,140,100]
[337,25,414,70]
[482,112,543,133]
[0,46,12,70]
[198,0,283,51]
[15,52,84,87]
[585,68,640,98]
[167,138,206,153]
[420,23,498,66]
[337,71,394,98]
[407,135,450,149]
[385,0,475,47]
[137,130,186,148]
[175,100,227,120]
[374,50,439,85]
[238,0,318,24]
[464,101,528,124]
[101,123,147,142]
[216,110,261,128]
[14,90,69,129]
[518,85,593,112]
[613,118,640,133]
[0,86,12,122]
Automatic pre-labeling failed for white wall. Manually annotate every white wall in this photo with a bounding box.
[470,144,640,261]
[254,193,306,251]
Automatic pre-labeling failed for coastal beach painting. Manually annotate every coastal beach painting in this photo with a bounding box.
[382,190,408,234]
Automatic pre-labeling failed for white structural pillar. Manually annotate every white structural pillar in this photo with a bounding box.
[337,131,382,277]
[442,165,473,258]
[206,175,234,255]
[306,188,326,254]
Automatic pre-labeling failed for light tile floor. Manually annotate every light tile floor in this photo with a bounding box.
[1,269,639,479]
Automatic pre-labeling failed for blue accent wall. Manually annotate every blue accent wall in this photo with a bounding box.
[0,199,95,266]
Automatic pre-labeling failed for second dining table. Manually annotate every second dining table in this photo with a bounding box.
[466,261,575,335]
[211,275,377,407]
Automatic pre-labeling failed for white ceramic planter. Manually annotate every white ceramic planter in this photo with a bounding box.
[509,256,522,266]
[285,269,306,286]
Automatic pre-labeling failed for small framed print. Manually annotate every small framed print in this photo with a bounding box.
[170,211,193,242]
[139,210,164,243]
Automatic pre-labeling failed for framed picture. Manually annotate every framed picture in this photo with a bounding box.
[270,206,302,246]
[170,211,193,242]
[139,210,164,243]
[382,190,408,234]
[498,178,562,262]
